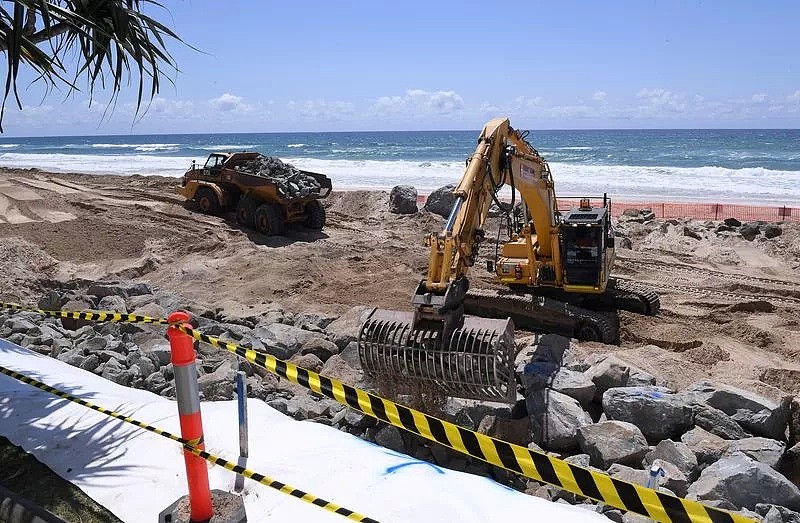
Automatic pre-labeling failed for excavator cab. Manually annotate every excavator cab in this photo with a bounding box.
[561,203,613,291]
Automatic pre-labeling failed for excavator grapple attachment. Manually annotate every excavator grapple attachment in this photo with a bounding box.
[358,308,517,403]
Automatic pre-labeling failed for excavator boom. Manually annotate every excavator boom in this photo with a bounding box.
[359,117,659,403]
[359,119,535,403]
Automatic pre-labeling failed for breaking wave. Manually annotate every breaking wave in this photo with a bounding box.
[0,151,797,205]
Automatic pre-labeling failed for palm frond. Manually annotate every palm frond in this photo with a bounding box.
[0,0,185,132]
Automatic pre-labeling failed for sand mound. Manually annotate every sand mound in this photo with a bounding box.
[325,190,390,220]
[0,238,58,301]
[1,167,800,402]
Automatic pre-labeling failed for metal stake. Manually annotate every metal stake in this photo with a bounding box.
[234,370,249,493]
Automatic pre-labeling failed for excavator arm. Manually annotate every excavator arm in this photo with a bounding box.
[359,117,659,403]
[412,118,561,336]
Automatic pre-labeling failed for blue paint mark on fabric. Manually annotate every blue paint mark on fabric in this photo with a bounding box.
[382,449,445,475]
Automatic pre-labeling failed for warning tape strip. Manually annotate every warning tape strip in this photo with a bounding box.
[0,364,378,523]
[0,303,755,522]
[0,302,169,325]
[175,324,755,523]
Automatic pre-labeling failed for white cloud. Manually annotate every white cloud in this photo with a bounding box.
[637,88,682,105]
[592,91,607,101]
[287,99,355,119]
[635,87,687,115]
[373,89,464,115]
[788,90,800,102]
[210,93,253,113]
[511,96,544,110]
[22,105,54,116]
[751,93,767,103]
[146,97,195,115]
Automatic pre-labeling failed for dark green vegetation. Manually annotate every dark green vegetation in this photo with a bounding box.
[0,436,121,522]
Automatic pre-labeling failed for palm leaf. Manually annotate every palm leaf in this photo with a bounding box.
[0,0,186,132]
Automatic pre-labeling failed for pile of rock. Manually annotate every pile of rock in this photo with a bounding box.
[512,334,800,518]
[718,218,783,241]
[235,156,321,198]
[616,209,785,247]
[4,281,800,520]
[388,183,453,216]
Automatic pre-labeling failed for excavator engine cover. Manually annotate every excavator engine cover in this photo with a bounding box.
[358,308,517,403]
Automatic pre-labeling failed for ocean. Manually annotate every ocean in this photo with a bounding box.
[0,129,798,205]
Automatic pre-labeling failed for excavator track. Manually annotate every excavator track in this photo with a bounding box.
[464,288,620,344]
[606,278,661,316]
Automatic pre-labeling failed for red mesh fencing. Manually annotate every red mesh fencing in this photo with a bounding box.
[416,194,799,222]
[556,198,798,222]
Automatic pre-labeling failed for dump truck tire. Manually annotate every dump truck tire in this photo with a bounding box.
[304,200,326,230]
[195,187,219,214]
[236,197,259,227]
[254,203,285,236]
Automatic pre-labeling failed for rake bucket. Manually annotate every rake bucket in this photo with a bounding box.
[357,308,517,403]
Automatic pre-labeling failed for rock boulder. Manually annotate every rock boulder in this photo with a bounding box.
[603,386,694,441]
[423,184,456,217]
[527,389,592,451]
[687,453,800,511]
[577,421,649,469]
[389,185,418,214]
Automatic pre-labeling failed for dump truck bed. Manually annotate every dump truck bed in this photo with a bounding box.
[220,153,332,203]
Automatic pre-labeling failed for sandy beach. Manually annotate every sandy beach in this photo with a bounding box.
[0,166,798,401]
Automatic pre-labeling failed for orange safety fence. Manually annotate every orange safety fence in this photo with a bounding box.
[558,198,798,222]
[415,193,799,222]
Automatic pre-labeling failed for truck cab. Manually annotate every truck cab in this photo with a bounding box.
[202,153,229,176]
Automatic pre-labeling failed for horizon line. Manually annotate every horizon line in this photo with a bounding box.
[2,127,800,140]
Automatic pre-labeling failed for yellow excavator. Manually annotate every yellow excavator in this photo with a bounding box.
[358,117,659,403]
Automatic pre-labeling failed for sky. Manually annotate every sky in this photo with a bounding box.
[4,0,800,135]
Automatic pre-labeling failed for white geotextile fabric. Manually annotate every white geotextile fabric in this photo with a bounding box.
[0,338,603,522]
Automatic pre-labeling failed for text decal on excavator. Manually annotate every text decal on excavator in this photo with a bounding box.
[520,163,536,181]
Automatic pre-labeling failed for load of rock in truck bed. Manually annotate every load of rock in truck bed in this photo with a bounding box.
[234,156,322,198]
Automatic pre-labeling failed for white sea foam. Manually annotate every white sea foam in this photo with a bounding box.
[90,143,180,152]
[0,144,19,149]
[286,143,306,148]
[0,152,798,205]
[0,152,195,176]
[284,157,800,205]
[188,144,258,151]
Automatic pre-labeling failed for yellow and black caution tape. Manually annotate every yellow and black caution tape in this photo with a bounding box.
[0,303,756,522]
[176,324,755,523]
[0,364,378,523]
[0,302,169,326]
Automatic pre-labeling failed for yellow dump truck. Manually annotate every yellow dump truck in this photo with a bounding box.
[178,152,332,235]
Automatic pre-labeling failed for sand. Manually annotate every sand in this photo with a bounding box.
[0,167,798,402]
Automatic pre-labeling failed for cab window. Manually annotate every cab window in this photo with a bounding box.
[204,155,226,169]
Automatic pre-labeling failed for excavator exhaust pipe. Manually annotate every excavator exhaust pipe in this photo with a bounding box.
[358,308,517,403]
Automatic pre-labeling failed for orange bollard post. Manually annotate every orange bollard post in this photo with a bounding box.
[167,311,214,522]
